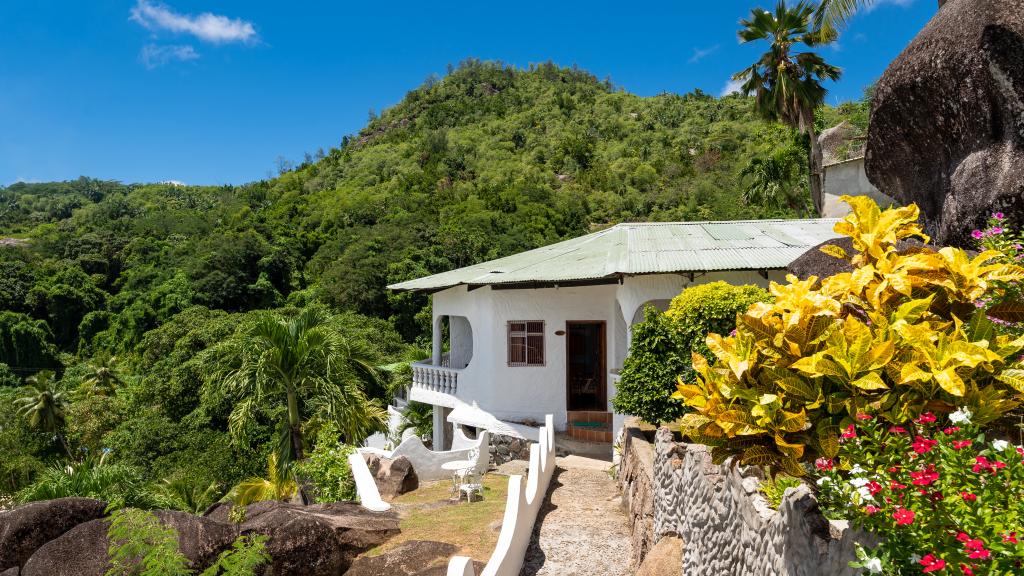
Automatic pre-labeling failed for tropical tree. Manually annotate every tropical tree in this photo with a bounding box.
[740,147,807,211]
[397,401,434,442]
[15,370,70,454]
[224,454,298,507]
[216,307,387,476]
[80,354,122,397]
[813,0,946,35]
[733,0,841,214]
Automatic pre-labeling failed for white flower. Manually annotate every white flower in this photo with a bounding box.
[849,477,870,488]
[863,557,883,573]
[850,464,866,476]
[910,554,922,564]
[992,439,1010,452]
[856,485,875,501]
[949,408,972,424]
[817,477,832,486]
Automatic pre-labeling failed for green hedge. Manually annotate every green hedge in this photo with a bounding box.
[611,281,770,426]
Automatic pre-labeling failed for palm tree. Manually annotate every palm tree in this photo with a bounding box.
[224,454,298,507]
[80,354,122,397]
[15,370,71,455]
[740,148,806,211]
[814,0,946,35]
[733,0,841,215]
[397,401,434,443]
[217,307,387,476]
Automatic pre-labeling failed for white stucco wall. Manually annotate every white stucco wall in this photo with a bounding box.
[423,269,789,433]
[822,157,898,218]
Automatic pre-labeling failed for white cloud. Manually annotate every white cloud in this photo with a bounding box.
[721,78,745,97]
[867,0,915,11]
[141,44,199,69]
[130,0,257,44]
[688,44,720,64]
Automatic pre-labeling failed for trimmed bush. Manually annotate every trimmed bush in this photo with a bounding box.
[612,282,770,426]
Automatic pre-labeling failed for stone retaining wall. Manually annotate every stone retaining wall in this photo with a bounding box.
[616,420,656,572]
[489,432,531,465]
[617,420,875,576]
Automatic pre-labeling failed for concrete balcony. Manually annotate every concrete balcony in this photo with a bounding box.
[410,360,462,407]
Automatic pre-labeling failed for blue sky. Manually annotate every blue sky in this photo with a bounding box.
[0,0,936,186]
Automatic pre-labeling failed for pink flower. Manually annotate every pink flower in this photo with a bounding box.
[962,537,990,559]
[841,424,857,439]
[856,413,873,421]
[910,465,939,486]
[920,554,946,573]
[913,436,938,454]
[1003,532,1018,544]
[814,458,833,471]
[956,532,971,543]
[916,412,937,424]
[943,426,961,434]
[972,456,992,473]
[960,491,977,502]
[889,426,907,434]
[972,230,984,239]
[890,480,908,490]
[991,226,1004,235]
[864,504,881,515]
[893,507,915,525]
[961,563,975,576]
[867,481,883,496]
[952,440,972,450]
[994,212,1005,220]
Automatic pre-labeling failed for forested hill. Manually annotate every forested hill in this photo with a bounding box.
[0,60,866,364]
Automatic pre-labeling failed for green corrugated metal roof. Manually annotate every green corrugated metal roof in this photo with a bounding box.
[387,218,842,292]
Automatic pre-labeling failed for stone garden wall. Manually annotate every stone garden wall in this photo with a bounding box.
[618,421,876,576]
[616,420,656,572]
[489,433,531,465]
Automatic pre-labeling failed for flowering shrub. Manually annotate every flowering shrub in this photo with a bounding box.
[974,212,1024,335]
[817,410,1024,575]
[672,196,1024,474]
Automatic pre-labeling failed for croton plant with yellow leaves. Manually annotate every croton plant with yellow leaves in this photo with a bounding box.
[672,196,1024,475]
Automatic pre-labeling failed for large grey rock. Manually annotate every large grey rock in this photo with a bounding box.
[865,0,1024,246]
[344,540,459,576]
[0,498,108,570]
[785,237,930,281]
[21,510,237,576]
[635,535,684,576]
[236,501,400,576]
[371,455,418,499]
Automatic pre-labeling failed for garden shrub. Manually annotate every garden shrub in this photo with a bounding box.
[291,425,356,503]
[816,410,1024,575]
[664,281,771,361]
[673,196,1024,475]
[612,283,770,426]
[612,307,690,426]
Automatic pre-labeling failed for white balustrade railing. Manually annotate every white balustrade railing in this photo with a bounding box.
[411,360,459,395]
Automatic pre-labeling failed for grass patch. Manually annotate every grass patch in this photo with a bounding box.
[369,474,514,561]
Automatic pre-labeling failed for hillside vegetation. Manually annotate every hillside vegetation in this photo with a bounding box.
[0,60,867,498]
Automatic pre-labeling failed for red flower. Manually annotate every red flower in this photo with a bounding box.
[943,426,961,434]
[913,436,939,454]
[993,460,1006,470]
[961,563,974,576]
[888,466,900,473]
[814,458,833,471]
[952,440,973,450]
[889,426,907,434]
[866,481,883,496]
[841,424,857,439]
[963,538,990,560]
[956,532,971,542]
[972,456,992,473]
[856,413,873,421]
[920,554,946,573]
[910,465,939,486]
[960,491,977,502]
[890,480,908,490]
[893,507,915,525]
[1003,532,1019,544]
[864,504,880,514]
[916,412,937,424]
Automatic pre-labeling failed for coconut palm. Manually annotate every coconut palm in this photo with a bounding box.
[80,354,122,397]
[740,148,806,211]
[733,0,841,215]
[15,370,70,454]
[397,401,434,442]
[217,307,388,476]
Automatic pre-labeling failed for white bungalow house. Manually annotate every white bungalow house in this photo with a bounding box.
[388,219,842,451]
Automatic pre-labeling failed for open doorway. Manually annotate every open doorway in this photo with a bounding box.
[566,321,606,411]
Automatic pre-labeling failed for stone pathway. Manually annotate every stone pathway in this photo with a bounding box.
[520,456,632,576]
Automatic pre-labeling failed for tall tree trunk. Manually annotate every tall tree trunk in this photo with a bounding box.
[286,389,304,463]
[805,110,824,215]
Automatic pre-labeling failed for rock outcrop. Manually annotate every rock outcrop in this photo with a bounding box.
[785,237,929,281]
[344,540,460,576]
[0,498,108,571]
[21,510,237,576]
[865,0,1024,246]
[363,454,419,499]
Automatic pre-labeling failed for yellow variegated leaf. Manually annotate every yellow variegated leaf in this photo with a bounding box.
[741,446,777,466]
[774,436,805,460]
[819,244,849,261]
[778,456,805,477]
[995,369,1024,394]
[851,372,889,391]
[817,423,840,458]
[778,409,807,433]
[934,368,966,396]
[677,413,712,430]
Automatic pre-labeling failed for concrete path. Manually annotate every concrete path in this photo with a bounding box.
[520,455,631,576]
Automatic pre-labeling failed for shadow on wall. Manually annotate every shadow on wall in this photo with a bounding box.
[447,414,556,576]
